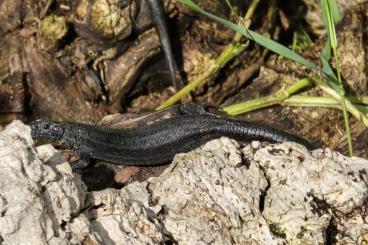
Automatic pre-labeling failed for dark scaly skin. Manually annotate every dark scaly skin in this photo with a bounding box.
[30,104,314,170]
[145,0,182,89]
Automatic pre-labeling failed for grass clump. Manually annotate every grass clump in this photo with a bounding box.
[158,0,368,156]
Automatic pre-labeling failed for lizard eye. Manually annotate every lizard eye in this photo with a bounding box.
[43,124,50,130]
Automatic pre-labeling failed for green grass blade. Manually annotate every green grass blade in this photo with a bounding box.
[321,0,328,25]
[327,0,341,23]
[327,13,337,49]
[320,2,339,90]
[321,36,331,60]
[321,0,340,26]
[246,30,319,69]
[179,0,319,70]
[320,0,352,155]
[320,57,342,97]
[321,0,337,49]
[321,0,340,49]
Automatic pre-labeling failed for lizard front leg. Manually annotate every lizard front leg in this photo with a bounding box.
[71,153,95,173]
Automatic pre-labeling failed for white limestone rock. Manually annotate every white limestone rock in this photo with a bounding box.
[255,143,368,244]
[0,121,85,245]
[82,187,165,244]
[1,120,368,244]
[148,137,278,244]
[0,121,166,244]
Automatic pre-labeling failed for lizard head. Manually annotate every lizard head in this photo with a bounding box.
[30,119,65,142]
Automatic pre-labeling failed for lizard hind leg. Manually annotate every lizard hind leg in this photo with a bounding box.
[179,103,229,117]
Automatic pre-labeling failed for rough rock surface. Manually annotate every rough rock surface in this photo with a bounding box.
[0,121,86,245]
[1,121,368,244]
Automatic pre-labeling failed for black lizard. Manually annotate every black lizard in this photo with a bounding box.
[30,104,314,171]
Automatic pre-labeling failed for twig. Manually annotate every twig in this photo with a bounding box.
[223,78,311,115]
[311,77,368,128]
[282,96,368,114]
